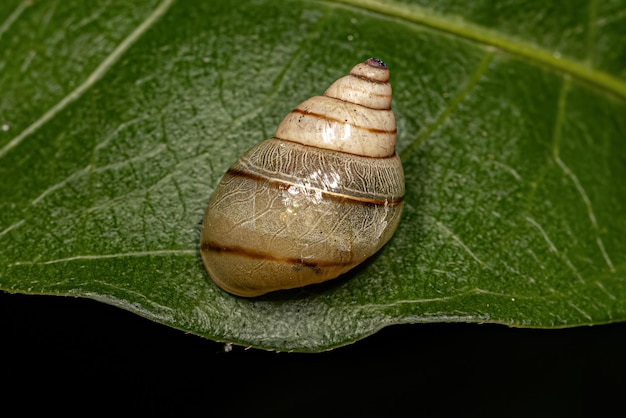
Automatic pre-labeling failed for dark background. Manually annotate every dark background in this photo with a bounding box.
[2,290,624,416]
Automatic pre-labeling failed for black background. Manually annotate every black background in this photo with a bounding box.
[2,290,625,416]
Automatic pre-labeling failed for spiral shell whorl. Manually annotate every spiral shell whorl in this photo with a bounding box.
[274,58,396,158]
[324,58,392,109]
[200,58,404,297]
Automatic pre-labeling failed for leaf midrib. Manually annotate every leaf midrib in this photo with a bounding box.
[328,0,626,100]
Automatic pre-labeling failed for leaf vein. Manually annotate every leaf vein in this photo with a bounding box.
[567,301,593,321]
[328,0,626,99]
[0,0,175,160]
[525,216,584,284]
[11,249,196,266]
[0,0,29,40]
[401,51,494,159]
[434,219,484,266]
[552,78,615,273]
[0,219,25,238]
[594,280,617,301]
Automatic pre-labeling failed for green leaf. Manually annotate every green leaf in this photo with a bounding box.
[1,0,625,352]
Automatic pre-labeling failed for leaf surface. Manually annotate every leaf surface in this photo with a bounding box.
[1,0,625,351]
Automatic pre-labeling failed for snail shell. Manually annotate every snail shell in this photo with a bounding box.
[200,58,404,297]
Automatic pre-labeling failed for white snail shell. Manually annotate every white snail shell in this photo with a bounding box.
[201,58,404,297]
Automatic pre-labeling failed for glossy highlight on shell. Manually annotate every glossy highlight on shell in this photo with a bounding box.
[200,58,404,297]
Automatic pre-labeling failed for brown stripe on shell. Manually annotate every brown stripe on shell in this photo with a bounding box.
[201,241,353,270]
[226,166,404,207]
[289,108,397,135]
[347,72,391,86]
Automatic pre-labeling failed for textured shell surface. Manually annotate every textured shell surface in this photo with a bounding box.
[200,58,405,297]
